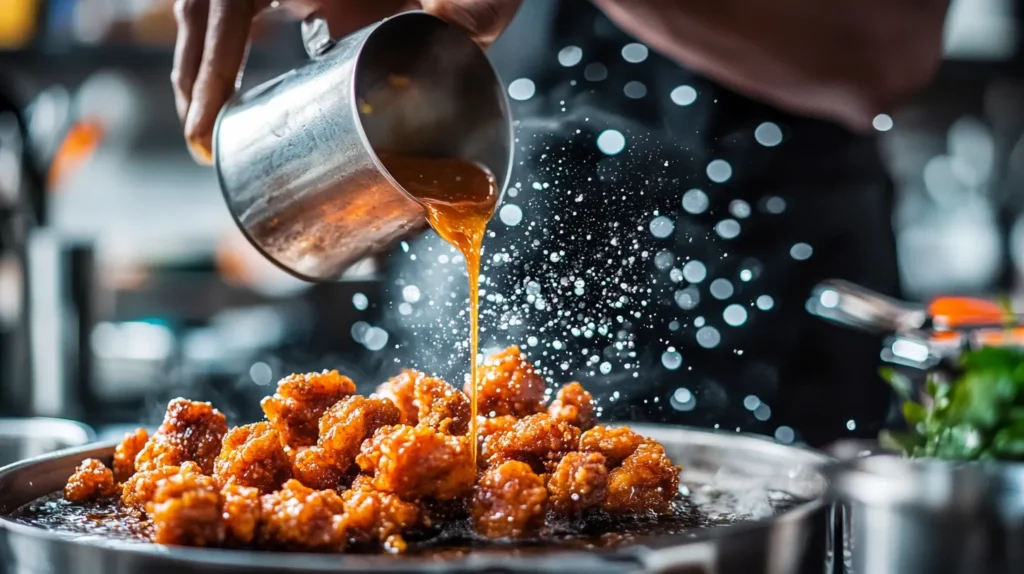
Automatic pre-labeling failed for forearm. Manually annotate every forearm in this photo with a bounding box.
[592,0,949,131]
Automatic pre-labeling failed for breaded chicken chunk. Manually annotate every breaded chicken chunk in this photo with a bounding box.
[484,413,581,473]
[64,458,118,502]
[546,452,608,515]
[472,460,547,539]
[603,442,681,515]
[112,427,148,483]
[213,422,291,493]
[548,382,596,430]
[257,479,347,551]
[471,346,546,418]
[261,370,356,448]
[356,425,474,501]
[135,399,227,474]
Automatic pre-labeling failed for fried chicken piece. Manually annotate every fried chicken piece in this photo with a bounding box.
[64,459,118,502]
[112,427,148,483]
[579,425,645,467]
[121,461,203,510]
[470,346,546,418]
[221,483,261,545]
[147,471,224,546]
[484,413,581,473]
[548,382,596,431]
[292,446,347,490]
[603,442,681,515]
[415,374,470,435]
[472,460,547,539]
[374,369,421,425]
[476,415,519,463]
[257,479,347,551]
[213,422,291,493]
[547,452,608,515]
[356,425,474,501]
[318,395,401,470]
[378,370,471,435]
[134,398,228,474]
[261,370,357,448]
[340,484,421,547]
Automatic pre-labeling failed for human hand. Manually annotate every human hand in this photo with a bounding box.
[171,0,521,164]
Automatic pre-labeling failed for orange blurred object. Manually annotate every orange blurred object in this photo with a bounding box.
[47,119,105,190]
[973,327,1024,348]
[928,297,1008,329]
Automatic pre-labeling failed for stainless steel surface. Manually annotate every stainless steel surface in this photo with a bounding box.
[807,280,928,335]
[0,425,831,574]
[0,418,94,466]
[826,451,1024,574]
[26,231,98,419]
[214,11,513,282]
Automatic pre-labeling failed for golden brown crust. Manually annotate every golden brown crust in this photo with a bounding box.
[147,471,224,546]
[484,413,581,473]
[261,370,356,448]
[546,452,608,515]
[317,395,401,473]
[356,425,474,501]
[340,483,421,545]
[471,346,546,418]
[414,374,471,435]
[472,460,547,539]
[134,399,228,474]
[378,370,471,435]
[61,363,681,553]
[257,479,347,551]
[603,442,681,515]
[291,446,347,490]
[374,369,421,426]
[579,425,644,467]
[221,483,261,545]
[121,461,202,510]
[213,422,291,493]
[548,382,596,430]
[112,427,148,483]
[64,459,118,502]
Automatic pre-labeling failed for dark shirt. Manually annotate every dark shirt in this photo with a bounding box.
[382,0,900,447]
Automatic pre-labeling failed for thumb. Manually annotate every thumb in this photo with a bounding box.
[420,0,522,47]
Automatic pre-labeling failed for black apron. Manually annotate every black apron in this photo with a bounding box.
[381,0,900,447]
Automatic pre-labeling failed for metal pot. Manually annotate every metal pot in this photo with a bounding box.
[214,11,513,282]
[0,425,831,574]
[826,443,1024,574]
[0,418,94,466]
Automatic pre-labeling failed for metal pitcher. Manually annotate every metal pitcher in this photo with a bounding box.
[213,11,514,282]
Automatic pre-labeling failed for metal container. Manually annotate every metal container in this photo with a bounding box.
[826,446,1024,574]
[213,11,514,282]
[0,426,830,574]
[0,418,94,466]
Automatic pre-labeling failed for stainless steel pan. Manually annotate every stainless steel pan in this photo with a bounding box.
[0,425,831,574]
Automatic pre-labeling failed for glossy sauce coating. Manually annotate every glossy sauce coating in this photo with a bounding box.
[379,152,498,467]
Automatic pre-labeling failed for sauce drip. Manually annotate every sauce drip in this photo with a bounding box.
[378,152,499,466]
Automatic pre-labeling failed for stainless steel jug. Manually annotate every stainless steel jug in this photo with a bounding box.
[214,11,513,282]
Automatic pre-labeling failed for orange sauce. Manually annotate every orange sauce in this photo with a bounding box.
[378,152,499,466]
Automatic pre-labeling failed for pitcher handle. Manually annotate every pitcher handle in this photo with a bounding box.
[301,15,336,58]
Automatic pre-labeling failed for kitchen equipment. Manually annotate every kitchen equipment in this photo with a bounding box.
[214,11,513,282]
[0,418,94,466]
[825,442,1024,574]
[0,425,831,574]
[807,279,1024,371]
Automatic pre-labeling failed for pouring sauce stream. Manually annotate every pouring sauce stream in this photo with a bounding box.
[378,152,498,465]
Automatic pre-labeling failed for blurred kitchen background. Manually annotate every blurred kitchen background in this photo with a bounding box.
[0,0,1022,434]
